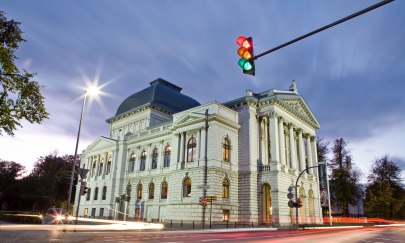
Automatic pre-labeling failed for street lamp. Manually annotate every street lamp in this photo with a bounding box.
[66,85,100,220]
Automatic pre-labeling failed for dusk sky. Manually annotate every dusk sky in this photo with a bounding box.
[1,0,404,181]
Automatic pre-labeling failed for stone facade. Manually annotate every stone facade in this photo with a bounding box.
[74,79,322,226]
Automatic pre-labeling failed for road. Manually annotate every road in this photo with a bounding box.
[0,225,404,243]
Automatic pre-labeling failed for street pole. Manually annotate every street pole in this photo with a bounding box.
[325,165,333,226]
[295,164,324,226]
[202,109,209,228]
[74,164,85,225]
[66,92,87,221]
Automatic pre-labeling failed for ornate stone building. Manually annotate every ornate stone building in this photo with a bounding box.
[74,78,322,226]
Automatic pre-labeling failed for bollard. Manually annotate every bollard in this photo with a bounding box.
[227,220,229,228]
[170,219,172,226]
[251,221,253,227]
[244,221,246,228]
[193,221,195,229]
[235,221,237,228]
[181,220,183,228]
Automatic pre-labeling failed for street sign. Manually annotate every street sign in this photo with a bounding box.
[197,185,211,189]
[79,168,89,179]
[205,195,217,202]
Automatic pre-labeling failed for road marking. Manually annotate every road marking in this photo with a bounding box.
[201,240,220,242]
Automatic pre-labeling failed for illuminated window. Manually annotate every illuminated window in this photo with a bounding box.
[149,183,155,199]
[223,209,230,221]
[164,145,171,167]
[152,148,158,169]
[187,137,197,162]
[94,187,99,200]
[106,157,112,175]
[129,152,135,172]
[223,138,230,162]
[140,150,146,171]
[161,181,168,199]
[183,177,192,197]
[222,178,229,198]
[92,161,96,177]
[137,184,142,199]
[99,159,104,176]
[102,186,107,200]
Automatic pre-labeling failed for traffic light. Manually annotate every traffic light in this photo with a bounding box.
[236,36,255,76]
[199,197,207,206]
[80,182,88,196]
[297,198,303,208]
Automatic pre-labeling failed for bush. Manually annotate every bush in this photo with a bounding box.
[0,211,42,224]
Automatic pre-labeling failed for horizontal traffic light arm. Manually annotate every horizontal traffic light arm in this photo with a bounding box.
[254,0,394,60]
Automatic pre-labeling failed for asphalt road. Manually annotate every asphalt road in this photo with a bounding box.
[0,225,404,243]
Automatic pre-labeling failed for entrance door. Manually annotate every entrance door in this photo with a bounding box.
[261,183,272,224]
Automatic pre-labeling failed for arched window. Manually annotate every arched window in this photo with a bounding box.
[137,184,142,199]
[148,183,155,199]
[126,184,132,196]
[92,160,96,177]
[129,152,136,172]
[106,157,112,175]
[161,181,168,199]
[102,186,107,200]
[183,177,192,197]
[223,138,230,162]
[152,148,158,169]
[222,178,229,198]
[86,188,91,201]
[99,159,104,176]
[187,137,197,162]
[94,187,99,200]
[140,150,146,171]
[164,145,171,167]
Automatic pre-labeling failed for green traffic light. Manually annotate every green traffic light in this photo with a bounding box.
[238,58,253,71]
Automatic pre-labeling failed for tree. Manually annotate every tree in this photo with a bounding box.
[0,11,48,136]
[20,152,75,211]
[316,137,329,163]
[365,156,405,219]
[329,138,361,216]
[0,160,25,210]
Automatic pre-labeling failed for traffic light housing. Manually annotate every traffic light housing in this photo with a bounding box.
[199,197,207,206]
[297,198,303,208]
[236,36,255,76]
[80,182,88,196]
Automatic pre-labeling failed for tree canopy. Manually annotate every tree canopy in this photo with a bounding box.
[0,11,48,136]
[365,156,405,219]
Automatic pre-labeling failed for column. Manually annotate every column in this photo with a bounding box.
[197,128,201,161]
[311,136,318,175]
[268,112,279,167]
[305,135,313,174]
[179,132,185,163]
[298,130,306,173]
[288,124,297,170]
[278,118,286,166]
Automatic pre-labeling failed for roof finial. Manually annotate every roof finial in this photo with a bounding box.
[289,79,298,93]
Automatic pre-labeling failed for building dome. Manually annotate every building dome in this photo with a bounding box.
[114,78,200,117]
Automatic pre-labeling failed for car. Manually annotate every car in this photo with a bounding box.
[41,208,68,224]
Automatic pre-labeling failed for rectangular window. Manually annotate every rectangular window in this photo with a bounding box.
[91,208,96,217]
[84,208,88,217]
[99,208,104,217]
[223,210,230,221]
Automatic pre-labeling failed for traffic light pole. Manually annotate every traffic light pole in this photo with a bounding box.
[254,0,394,60]
[203,109,209,228]
[295,164,323,226]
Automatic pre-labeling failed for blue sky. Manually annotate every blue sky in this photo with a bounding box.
[1,0,404,181]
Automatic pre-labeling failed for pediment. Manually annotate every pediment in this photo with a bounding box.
[85,136,116,152]
[172,114,203,128]
[279,97,320,128]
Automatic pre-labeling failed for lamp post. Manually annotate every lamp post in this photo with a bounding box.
[66,86,100,221]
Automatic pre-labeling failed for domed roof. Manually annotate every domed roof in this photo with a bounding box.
[114,78,200,117]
